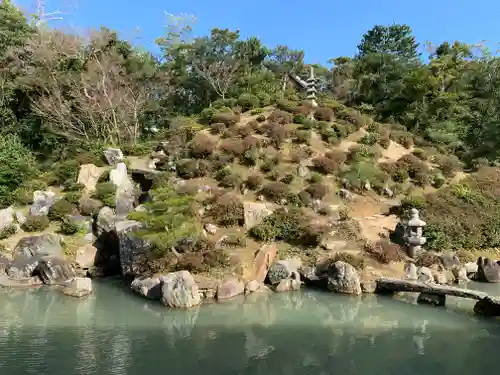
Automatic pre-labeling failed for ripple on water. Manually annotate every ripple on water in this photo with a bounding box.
[0,281,499,375]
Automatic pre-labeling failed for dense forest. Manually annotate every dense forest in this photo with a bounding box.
[2,0,500,267]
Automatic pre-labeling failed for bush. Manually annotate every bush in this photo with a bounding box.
[342,161,388,192]
[306,183,328,199]
[0,224,17,240]
[256,114,266,122]
[79,198,103,217]
[63,191,82,205]
[250,108,264,115]
[435,154,462,177]
[246,174,264,190]
[347,144,380,162]
[176,159,205,179]
[293,114,306,124]
[242,135,260,150]
[268,125,290,148]
[21,215,50,232]
[214,167,232,182]
[336,108,366,128]
[325,150,347,165]
[268,110,292,125]
[220,139,245,157]
[59,218,82,235]
[298,190,312,206]
[314,107,334,122]
[293,130,311,144]
[308,172,323,184]
[359,132,381,146]
[241,148,259,166]
[328,253,366,270]
[200,107,217,123]
[92,182,116,207]
[249,208,325,247]
[412,148,427,161]
[379,136,391,149]
[219,173,242,189]
[0,135,36,206]
[395,154,429,185]
[210,153,234,171]
[276,99,298,113]
[48,199,77,221]
[237,93,260,111]
[260,182,290,203]
[312,157,339,175]
[210,122,226,135]
[364,240,405,264]
[212,112,240,126]
[190,134,217,158]
[210,193,244,226]
[281,174,295,185]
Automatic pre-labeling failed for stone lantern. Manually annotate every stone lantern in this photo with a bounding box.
[404,208,426,258]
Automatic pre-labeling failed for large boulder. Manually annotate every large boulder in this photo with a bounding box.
[0,206,14,232]
[438,252,461,270]
[267,258,302,285]
[474,296,500,317]
[476,257,500,283]
[77,164,105,194]
[252,244,277,283]
[0,254,10,275]
[243,202,273,229]
[216,278,245,300]
[275,272,301,292]
[37,257,76,285]
[62,277,92,298]
[322,260,362,295]
[75,243,97,270]
[131,276,163,300]
[160,271,201,308]
[103,148,124,165]
[96,206,117,236]
[7,234,63,280]
[29,190,56,216]
[115,220,150,277]
[110,163,136,217]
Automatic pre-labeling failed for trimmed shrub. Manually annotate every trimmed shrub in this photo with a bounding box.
[219,173,242,189]
[325,150,347,165]
[328,252,365,270]
[21,215,50,232]
[269,124,290,148]
[220,139,245,157]
[256,114,266,122]
[364,240,405,264]
[260,182,290,203]
[48,199,77,221]
[290,148,310,164]
[210,122,226,135]
[293,130,311,144]
[312,157,339,175]
[314,107,334,121]
[342,161,388,192]
[92,182,116,207]
[298,190,312,206]
[435,154,462,177]
[210,193,244,226]
[395,154,429,185]
[268,110,292,125]
[212,113,240,126]
[347,144,380,162]
[336,108,366,128]
[308,172,323,184]
[59,218,82,235]
[359,132,381,146]
[0,224,17,240]
[176,159,202,179]
[306,183,328,199]
[237,93,260,111]
[246,173,265,190]
[190,134,217,158]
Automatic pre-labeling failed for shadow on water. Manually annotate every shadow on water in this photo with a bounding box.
[0,282,500,375]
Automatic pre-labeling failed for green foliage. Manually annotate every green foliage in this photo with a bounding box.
[342,161,388,192]
[209,193,244,226]
[92,182,116,207]
[21,215,50,232]
[0,135,36,208]
[237,93,260,111]
[249,208,325,247]
[59,218,84,235]
[359,132,381,146]
[0,224,17,240]
[128,185,198,255]
[48,199,77,221]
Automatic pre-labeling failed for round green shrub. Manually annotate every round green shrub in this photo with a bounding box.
[48,199,77,221]
[21,215,50,232]
[237,93,260,111]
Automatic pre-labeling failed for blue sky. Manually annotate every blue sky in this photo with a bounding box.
[14,0,500,64]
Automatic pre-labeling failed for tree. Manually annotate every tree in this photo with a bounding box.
[357,24,420,60]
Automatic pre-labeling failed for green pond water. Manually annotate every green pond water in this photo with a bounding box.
[0,280,499,375]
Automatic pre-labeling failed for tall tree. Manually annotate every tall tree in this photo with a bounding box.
[357,24,420,60]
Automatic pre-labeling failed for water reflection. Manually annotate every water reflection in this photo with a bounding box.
[0,281,499,375]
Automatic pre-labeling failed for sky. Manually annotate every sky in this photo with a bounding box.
[13,0,500,64]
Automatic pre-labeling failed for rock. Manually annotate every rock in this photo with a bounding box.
[244,280,261,294]
[363,181,371,191]
[439,252,461,270]
[0,254,10,275]
[360,266,383,293]
[243,202,273,229]
[474,296,500,317]
[275,272,301,292]
[96,206,117,235]
[103,148,124,165]
[15,211,26,225]
[267,258,301,285]
[62,277,92,298]
[432,270,448,285]
[115,190,136,217]
[75,243,97,269]
[465,261,478,273]
[37,257,76,285]
[404,262,418,280]
[0,206,14,232]
[311,199,322,212]
[68,215,93,234]
[77,164,104,193]
[476,257,500,283]
[110,162,131,189]
[161,271,201,308]
[417,292,446,307]
[12,234,63,259]
[131,276,163,300]
[320,239,347,251]
[78,197,102,216]
[326,205,341,221]
[417,267,434,284]
[110,163,136,217]
[198,185,212,193]
[204,223,217,235]
[452,267,469,284]
[115,220,150,277]
[339,189,352,200]
[361,280,377,293]
[383,187,394,198]
[29,190,56,216]
[324,261,362,295]
[252,244,277,283]
[216,278,245,300]
[297,165,309,178]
